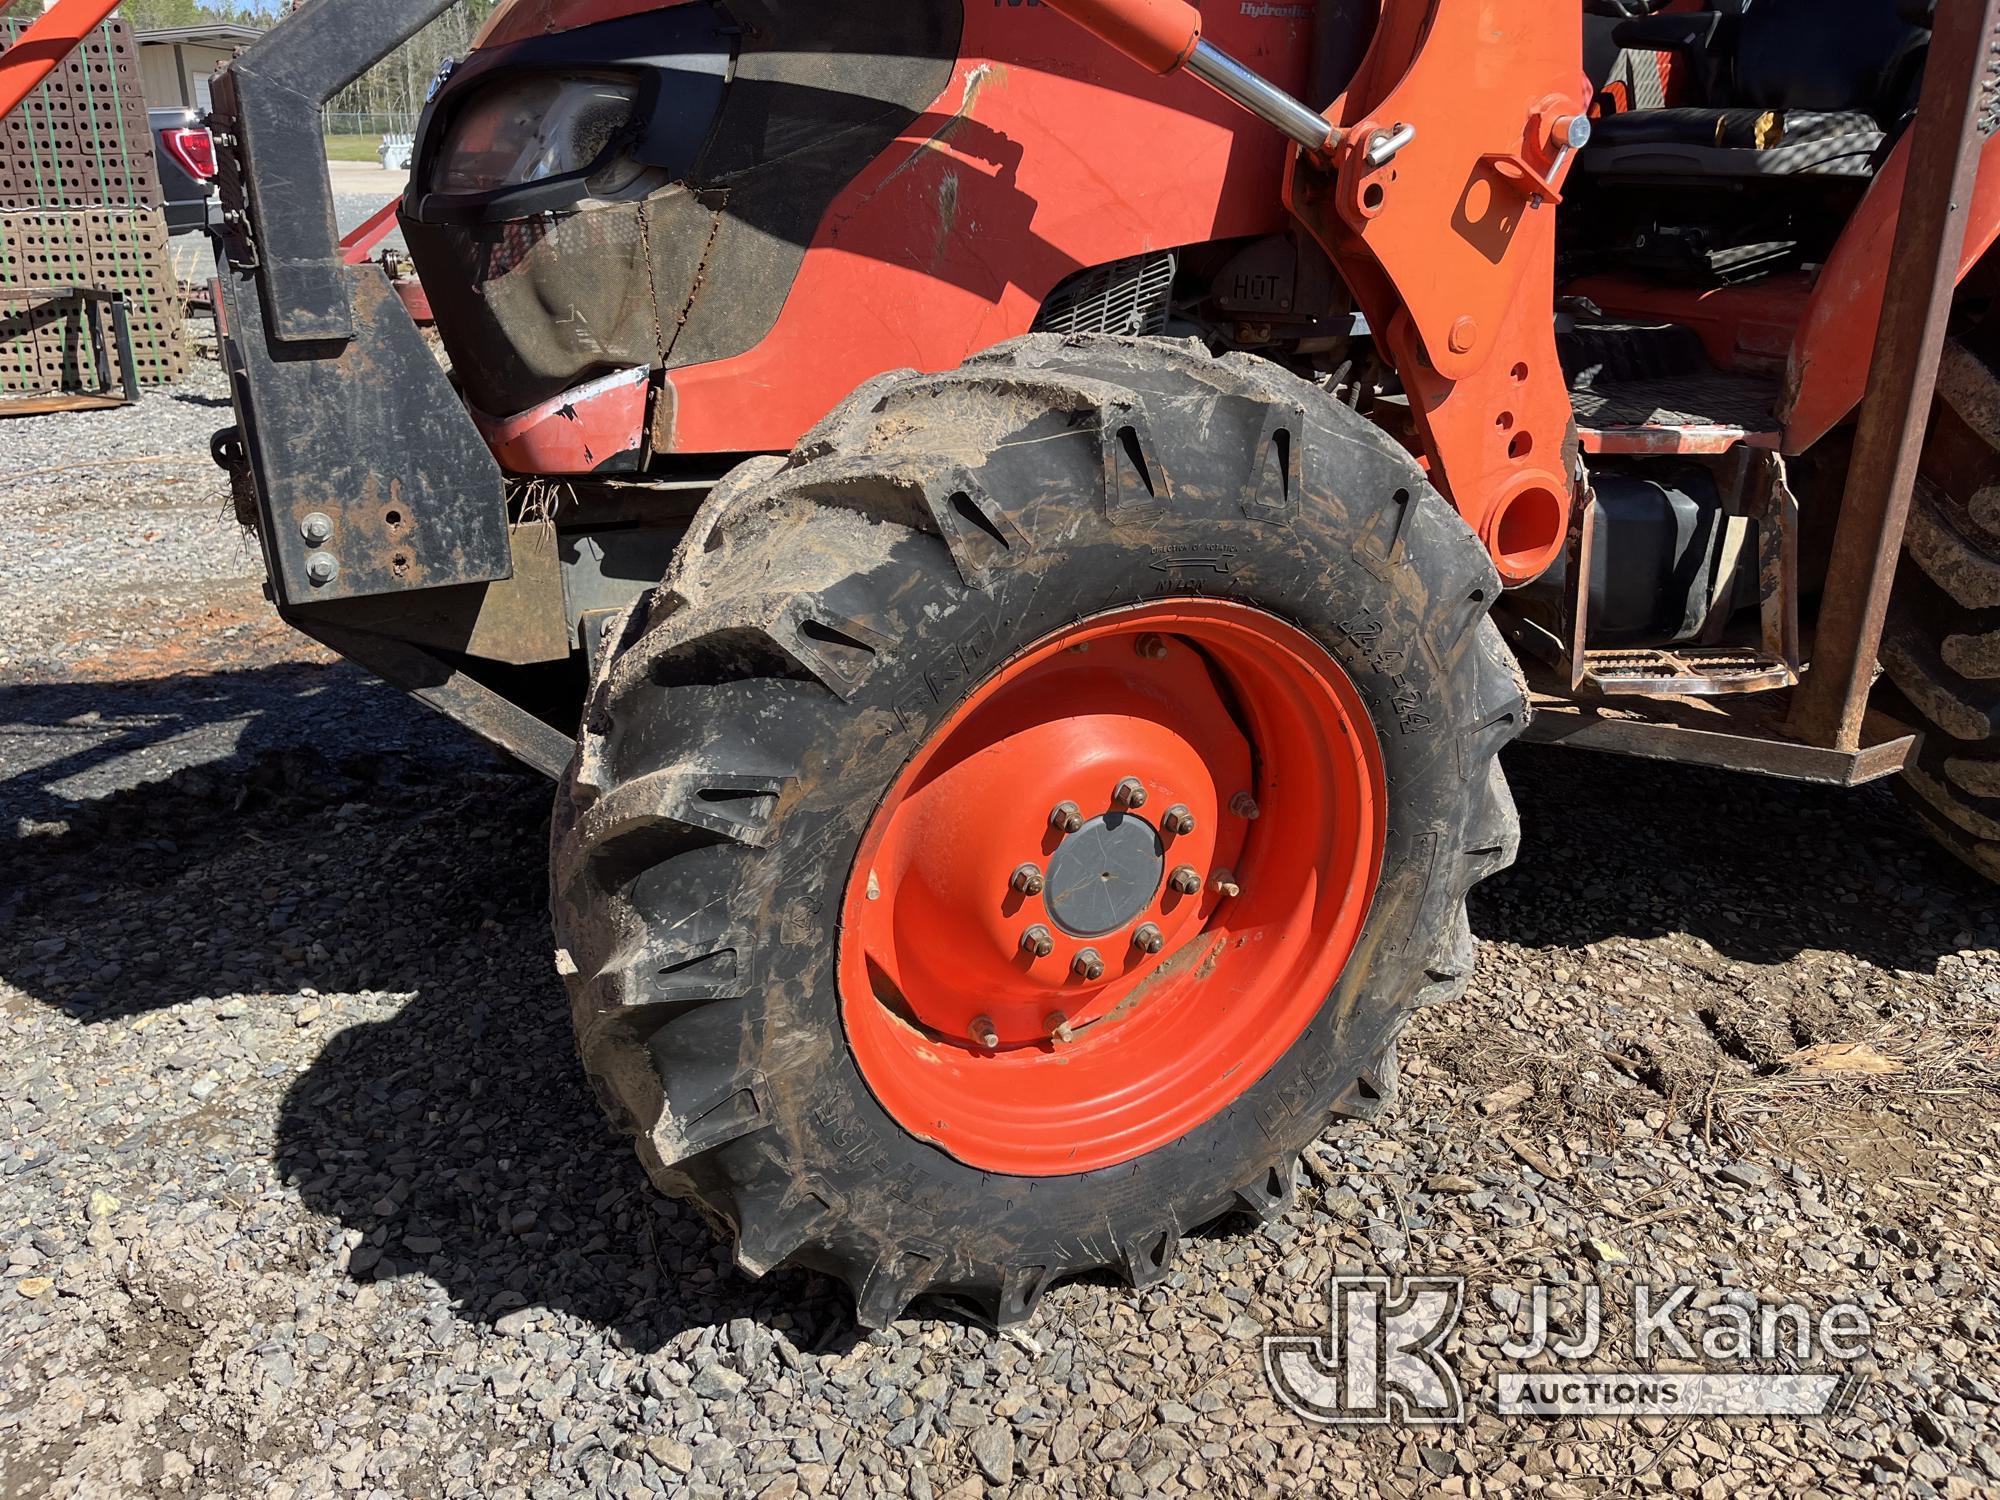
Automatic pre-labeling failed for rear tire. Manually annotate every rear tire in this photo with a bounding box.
[1882,338,2000,879]
[549,335,1525,1326]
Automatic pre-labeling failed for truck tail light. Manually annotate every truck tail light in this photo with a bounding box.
[162,126,218,180]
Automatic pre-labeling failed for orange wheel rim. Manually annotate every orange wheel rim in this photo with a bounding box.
[838,600,1388,1176]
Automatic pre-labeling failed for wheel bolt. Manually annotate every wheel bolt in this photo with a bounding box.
[1132,923,1164,955]
[1049,801,1083,834]
[1134,633,1170,661]
[1161,804,1195,836]
[1212,869,1242,899]
[1011,863,1045,896]
[1019,925,1054,958]
[971,1015,999,1049]
[1112,777,1148,811]
[1229,791,1261,820]
[1046,1011,1074,1044]
[1169,865,1202,896]
[1072,948,1105,982]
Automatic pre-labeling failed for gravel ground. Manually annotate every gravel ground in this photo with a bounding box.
[3,375,1999,1499]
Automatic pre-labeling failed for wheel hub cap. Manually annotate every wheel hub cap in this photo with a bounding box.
[1044,813,1164,936]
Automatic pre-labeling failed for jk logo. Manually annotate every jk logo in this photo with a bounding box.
[1264,1275,1466,1425]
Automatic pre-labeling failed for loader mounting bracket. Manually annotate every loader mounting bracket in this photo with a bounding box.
[217,266,510,606]
[208,0,510,608]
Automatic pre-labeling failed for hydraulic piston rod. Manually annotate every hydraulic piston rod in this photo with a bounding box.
[1039,0,1342,154]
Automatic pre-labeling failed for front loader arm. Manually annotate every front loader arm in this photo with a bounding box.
[1039,0,1587,585]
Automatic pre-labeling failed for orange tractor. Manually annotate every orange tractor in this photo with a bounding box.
[190,0,1998,1324]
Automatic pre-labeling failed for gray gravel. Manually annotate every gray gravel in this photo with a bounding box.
[3,375,1999,1499]
[0,359,254,691]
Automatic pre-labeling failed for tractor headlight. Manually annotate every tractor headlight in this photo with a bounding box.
[432,75,639,195]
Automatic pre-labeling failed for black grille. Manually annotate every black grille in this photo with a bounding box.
[1033,252,1176,337]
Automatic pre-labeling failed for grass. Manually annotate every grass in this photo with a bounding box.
[323,135,382,163]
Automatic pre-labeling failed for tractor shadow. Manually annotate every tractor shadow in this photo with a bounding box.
[0,662,860,1353]
[1477,742,2000,968]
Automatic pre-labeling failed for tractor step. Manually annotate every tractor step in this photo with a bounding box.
[1578,644,1797,698]
[1529,446,1802,701]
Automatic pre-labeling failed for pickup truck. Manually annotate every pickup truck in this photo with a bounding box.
[149,105,217,235]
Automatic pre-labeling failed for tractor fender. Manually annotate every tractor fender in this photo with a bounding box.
[1782,126,2000,454]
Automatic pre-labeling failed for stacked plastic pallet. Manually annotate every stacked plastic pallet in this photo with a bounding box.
[0,16,187,395]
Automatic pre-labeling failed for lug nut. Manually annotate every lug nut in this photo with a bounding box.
[1161,804,1195,836]
[1046,1011,1074,1044]
[1072,948,1105,982]
[1011,863,1045,896]
[1229,791,1261,820]
[1212,869,1242,899]
[1112,777,1148,811]
[1169,865,1202,896]
[1019,924,1054,959]
[1132,923,1164,955]
[1134,633,1170,661]
[971,1015,1000,1050]
[1049,801,1083,834]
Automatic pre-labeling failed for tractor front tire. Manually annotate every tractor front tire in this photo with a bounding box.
[549,336,1524,1327]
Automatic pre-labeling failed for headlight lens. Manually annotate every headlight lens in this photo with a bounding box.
[433,76,638,194]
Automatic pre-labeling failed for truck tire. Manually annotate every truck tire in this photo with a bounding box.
[549,335,1525,1327]
[1883,338,2000,880]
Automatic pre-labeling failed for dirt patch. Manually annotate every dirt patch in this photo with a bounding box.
[64,598,327,683]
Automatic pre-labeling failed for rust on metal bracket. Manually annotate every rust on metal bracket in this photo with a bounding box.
[1523,684,1920,788]
[293,523,572,667]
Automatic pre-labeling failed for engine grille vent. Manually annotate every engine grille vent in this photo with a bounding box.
[1033,251,1177,338]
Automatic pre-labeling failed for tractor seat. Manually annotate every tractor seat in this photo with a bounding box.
[1585,106,1887,180]
[1581,0,1929,183]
